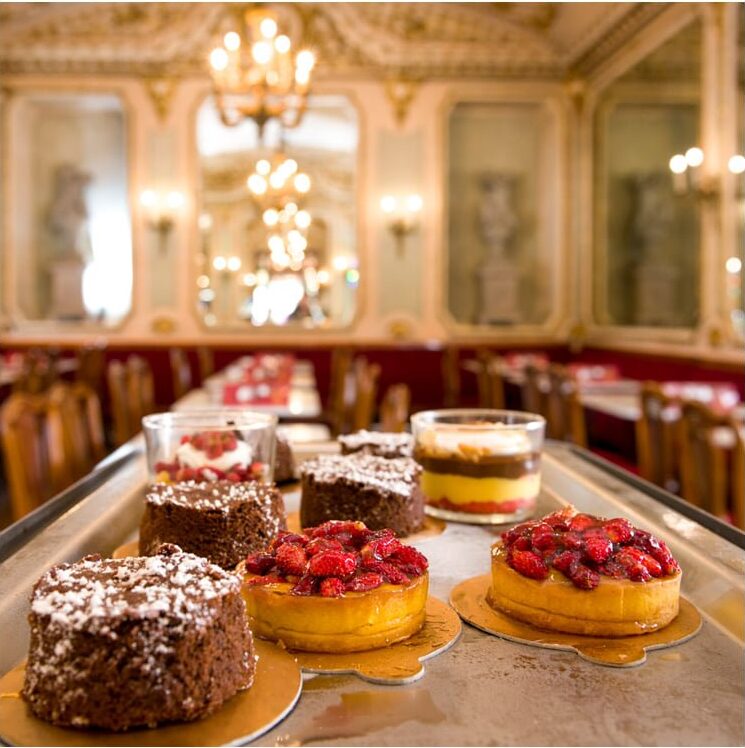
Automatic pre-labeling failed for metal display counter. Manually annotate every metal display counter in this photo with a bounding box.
[0,442,743,746]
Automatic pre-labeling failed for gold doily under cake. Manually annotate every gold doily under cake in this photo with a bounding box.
[450,574,702,668]
[0,640,301,746]
[287,511,446,541]
[288,596,461,685]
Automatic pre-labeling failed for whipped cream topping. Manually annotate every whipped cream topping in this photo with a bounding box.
[419,424,532,457]
[175,439,252,472]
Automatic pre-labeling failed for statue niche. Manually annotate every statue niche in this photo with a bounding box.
[628,172,680,326]
[475,172,522,324]
[43,163,93,320]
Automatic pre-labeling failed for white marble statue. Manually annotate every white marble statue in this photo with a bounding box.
[46,163,93,263]
[478,173,517,262]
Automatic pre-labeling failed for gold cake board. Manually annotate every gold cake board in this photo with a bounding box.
[287,511,446,541]
[288,596,461,685]
[0,640,301,746]
[450,574,702,668]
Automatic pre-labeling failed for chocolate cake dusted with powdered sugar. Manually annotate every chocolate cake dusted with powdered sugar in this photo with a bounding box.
[140,480,286,569]
[299,453,424,536]
[22,544,255,731]
[338,430,414,459]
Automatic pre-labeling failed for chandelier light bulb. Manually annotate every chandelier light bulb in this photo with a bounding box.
[294,173,311,193]
[227,256,242,272]
[247,174,268,195]
[317,269,330,285]
[252,40,273,65]
[212,255,227,271]
[285,202,298,215]
[295,210,311,229]
[685,147,704,168]
[295,68,310,86]
[256,159,271,176]
[260,17,278,39]
[668,154,687,175]
[283,159,298,175]
[263,208,279,226]
[223,31,241,52]
[269,171,285,189]
[268,235,285,253]
[296,50,315,71]
[275,35,291,54]
[209,47,229,72]
[728,154,745,175]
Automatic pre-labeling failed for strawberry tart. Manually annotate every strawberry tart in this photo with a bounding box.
[239,520,429,653]
[488,507,682,636]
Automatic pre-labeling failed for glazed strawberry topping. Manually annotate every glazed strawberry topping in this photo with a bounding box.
[244,520,428,597]
[501,506,680,590]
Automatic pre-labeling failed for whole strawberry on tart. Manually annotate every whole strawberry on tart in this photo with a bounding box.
[488,506,682,636]
[239,520,429,653]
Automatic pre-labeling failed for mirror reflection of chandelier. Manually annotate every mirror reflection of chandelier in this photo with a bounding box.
[247,154,313,271]
[208,7,315,133]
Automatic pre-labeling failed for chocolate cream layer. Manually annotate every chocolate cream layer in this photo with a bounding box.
[414,448,541,479]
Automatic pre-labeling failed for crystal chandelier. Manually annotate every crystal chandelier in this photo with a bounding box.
[208,7,315,133]
[247,154,313,271]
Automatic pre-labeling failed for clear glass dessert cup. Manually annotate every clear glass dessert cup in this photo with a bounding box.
[142,411,277,485]
[410,409,545,525]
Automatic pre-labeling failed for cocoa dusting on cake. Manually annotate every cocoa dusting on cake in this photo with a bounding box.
[140,480,287,569]
[338,430,414,459]
[23,545,255,731]
[299,453,424,536]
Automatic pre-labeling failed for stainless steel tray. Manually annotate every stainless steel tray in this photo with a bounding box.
[1,441,743,746]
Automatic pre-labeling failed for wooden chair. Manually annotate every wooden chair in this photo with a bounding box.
[13,349,57,394]
[351,358,381,433]
[380,384,411,432]
[197,346,215,382]
[48,381,106,481]
[441,346,461,407]
[521,363,549,421]
[170,348,192,402]
[107,356,156,446]
[731,420,745,530]
[678,401,733,519]
[75,342,106,391]
[637,382,682,493]
[546,365,587,447]
[485,356,507,409]
[0,391,71,521]
[326,347,353,436]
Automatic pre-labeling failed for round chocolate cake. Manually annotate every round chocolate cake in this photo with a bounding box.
[338,430,414,459]
[299,453,424,536]
[23,545,255,731]
[140,480,287,569]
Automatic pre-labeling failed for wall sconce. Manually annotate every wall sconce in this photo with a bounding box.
[139,188,186,251]
[668,147,719,200]
[380,194,423,256]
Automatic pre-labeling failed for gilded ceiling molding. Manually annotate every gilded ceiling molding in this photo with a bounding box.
[145,77,178,122]
[570,3,669,78]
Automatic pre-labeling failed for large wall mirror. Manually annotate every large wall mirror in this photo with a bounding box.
[727,4,745,341]
[593,21,701,329]
[446,102,559,327]
[6,92,132,326]
[195,94,359,329]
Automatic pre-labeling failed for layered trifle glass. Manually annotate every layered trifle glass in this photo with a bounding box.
[411,409,545,524]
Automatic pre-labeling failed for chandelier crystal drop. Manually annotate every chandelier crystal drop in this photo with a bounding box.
[208,7,315,133]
